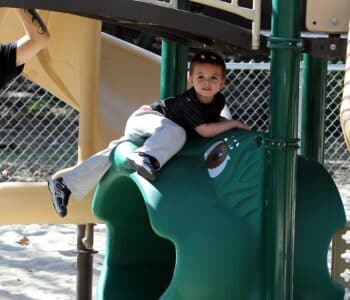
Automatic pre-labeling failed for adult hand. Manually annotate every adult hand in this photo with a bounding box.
[15,8,50,66]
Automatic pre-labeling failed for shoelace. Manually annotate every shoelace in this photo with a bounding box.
[142,157,155,172]
[54,181,66,200]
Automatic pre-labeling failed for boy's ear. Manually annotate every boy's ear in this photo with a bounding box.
[220,77,226,88]
[188,73,193,84]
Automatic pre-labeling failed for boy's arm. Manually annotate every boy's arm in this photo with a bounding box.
[15,8,50,66]
[195,119,250,138]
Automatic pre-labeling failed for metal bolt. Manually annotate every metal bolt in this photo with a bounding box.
[331,17,338,26]
[330,44,337,51]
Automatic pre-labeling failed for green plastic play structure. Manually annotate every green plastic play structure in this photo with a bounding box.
[92,131,346,299]
[90,0,347,298]
[1,0,346,298]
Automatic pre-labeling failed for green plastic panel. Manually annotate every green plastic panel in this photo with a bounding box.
[92,131,345,299]
[294,157,346,299]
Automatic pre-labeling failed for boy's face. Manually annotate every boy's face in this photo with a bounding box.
[189,63,225,104]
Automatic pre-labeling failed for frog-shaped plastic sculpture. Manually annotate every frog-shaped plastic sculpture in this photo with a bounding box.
[92,130,345,300]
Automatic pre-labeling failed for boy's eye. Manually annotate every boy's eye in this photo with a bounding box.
[204,141,229,178]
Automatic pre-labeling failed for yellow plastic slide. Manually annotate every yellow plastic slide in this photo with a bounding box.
[0,9,161,224]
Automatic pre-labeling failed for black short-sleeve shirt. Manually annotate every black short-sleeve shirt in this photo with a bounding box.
[0,42,24,88]
[150,87,226,133]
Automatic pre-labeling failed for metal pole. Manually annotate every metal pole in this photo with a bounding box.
[160,41,188,98]
[160,0,189,98]
[265,0,302,298]
[300,54,328,163]
[76,223,98,300]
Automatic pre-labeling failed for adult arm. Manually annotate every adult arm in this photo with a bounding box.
[15,8,50,66]
[195,119,250,138]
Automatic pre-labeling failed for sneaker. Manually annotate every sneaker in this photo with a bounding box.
[47,177,71,218]
[127,152,158,181]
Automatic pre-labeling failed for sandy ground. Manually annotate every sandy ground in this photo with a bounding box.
[0,224,106,300]
[0,186,349,300]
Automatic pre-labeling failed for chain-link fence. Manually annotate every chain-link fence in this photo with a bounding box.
[0,61,346,184]
[0,77,79,182]
[223,61,347,184]
[324,64,348,183]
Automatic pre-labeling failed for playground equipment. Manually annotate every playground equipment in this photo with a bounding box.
[0,8,162,299]
[340,16,350,149]
[0,10,161,224]
[93,131,346,299]
[0,0,349,299]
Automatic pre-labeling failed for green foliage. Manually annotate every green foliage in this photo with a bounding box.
[25,97,55,119]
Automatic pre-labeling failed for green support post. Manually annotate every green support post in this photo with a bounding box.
[300,54,328,163]
[265,0,302,299]
[160,41,188,98]
[160,0,189,98]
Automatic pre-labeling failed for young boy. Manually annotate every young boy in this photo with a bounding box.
[48,51,249,217]
[0,8,49,88]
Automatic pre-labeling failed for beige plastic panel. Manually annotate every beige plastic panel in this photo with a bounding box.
[0,182,98,224]
[0,9,160,224]
[306,0,350,33]
[95,33,160,150]
[340,20,350,150]
[331,222,350,287]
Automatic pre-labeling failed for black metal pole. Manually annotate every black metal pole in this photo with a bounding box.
[300,53,327,163]
[76,224,98,300]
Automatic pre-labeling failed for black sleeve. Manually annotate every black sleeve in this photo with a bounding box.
[0,42,25,88]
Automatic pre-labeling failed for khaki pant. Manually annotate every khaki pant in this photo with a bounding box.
[61,107,186,200]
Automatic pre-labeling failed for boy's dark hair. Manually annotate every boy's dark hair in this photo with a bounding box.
[189,51,226,76]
